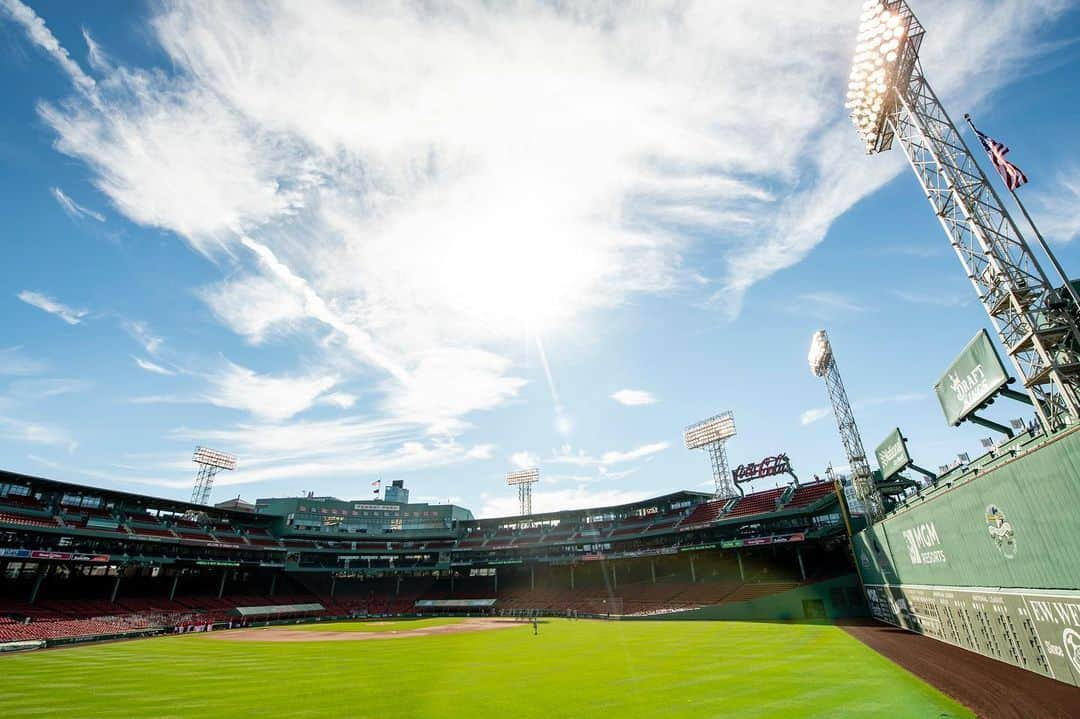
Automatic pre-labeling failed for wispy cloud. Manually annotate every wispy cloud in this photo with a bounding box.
[1031,167,1080,244]
[893,289,971,308]
[123,321,163,355]
[17,290,88,325]
[800,407,832,426]
[0,0,96,95]
[548,441,670,467]
[800,392,926,426]
[201,361,338,422]
[0,346,46,376]
[785,291,865,319]
[479,486,652,519]
[611,389,657,406]
[318,392,357,409]
[7,378,91,399]
[50,186,104,222]
[0,415,77,452]
[132,356,175,376]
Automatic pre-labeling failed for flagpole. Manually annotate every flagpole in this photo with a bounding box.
[963,113,1080,314]
[1008,185,1080,313]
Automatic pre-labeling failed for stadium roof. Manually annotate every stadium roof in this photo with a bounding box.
[468,489,713,526]
[0,469,274,522]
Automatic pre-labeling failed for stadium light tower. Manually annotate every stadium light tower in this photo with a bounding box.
[190,447,238,505]
[845,0,1080,432]
[809,331,882,519]
[506,468,539,516]
[684,411,737,498]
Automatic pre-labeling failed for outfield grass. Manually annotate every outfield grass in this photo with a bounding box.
[0,619,972,719]
[279,617,465,632]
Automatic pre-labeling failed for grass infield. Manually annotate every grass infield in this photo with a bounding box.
[0,619,972,718]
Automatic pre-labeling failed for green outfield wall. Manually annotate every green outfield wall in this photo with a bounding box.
[646,575,867,622]
[852,426,1080,686]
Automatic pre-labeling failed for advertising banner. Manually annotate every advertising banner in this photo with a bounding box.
[733,454,793,483]
[934,329,1010,426]
[874,428,911,480]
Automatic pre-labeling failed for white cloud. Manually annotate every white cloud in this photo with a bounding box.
[611,389,657,406]
[1032,167,1080,244]
[479,486,652,518]
[0,0,95,95]
[380,348,526,435]
[132,356,174,376]
[7,378,91,399]
[6,0,1065,493]
[202,361,338,422]
[0,415,77,452]
[0,346,46,375]
[50,186,105,222]
[893,289,971,308]
[800,407,832,426]
[599,441,670,465]
[800,392,926,426]
[318,392,357,409]
[123,321,163,355]
[510,450,538,470]
[786,291,865,319]
[17,290,88,325]
[549,441,670,467]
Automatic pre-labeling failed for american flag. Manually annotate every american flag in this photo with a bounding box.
[970,120,1028,191]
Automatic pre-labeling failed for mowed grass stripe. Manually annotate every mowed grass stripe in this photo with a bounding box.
[0,620,972,719]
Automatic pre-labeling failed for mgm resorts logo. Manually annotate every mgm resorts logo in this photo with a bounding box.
[901,522,947,565]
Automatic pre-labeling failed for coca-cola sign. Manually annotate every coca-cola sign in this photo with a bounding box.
[733,453,793,483]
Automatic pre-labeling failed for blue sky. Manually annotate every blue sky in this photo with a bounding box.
[2,0,1079,517]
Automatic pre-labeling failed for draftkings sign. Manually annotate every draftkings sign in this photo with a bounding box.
[733,453,792,483]
[934,329,1010,426]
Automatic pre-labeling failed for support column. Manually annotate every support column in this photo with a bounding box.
[493,569,498,594]
[110,574,122,603]
[796,546,806,582]
[612,564,617,591]
[169,573,179,601]
[269,573,277,597]
[217,568,228,599]
[569,564,575,590]
[530,565,535,591]
[737,551,744,581]
[689,556,696,584]
[395,575,402,596]
[650,559,656,585]
[450,571,455,593]
[29,563,50,605]
[330,574,337,598]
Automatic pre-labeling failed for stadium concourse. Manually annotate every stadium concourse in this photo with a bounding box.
[0,469,857,646]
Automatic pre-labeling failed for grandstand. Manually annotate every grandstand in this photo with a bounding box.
[0,468,859,646]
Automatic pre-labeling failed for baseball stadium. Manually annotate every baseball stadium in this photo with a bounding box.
[4,0,1080,718]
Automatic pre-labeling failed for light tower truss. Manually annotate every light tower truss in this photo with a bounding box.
[846,0,1080,432]
[684,412,737,498]
[506,468,540,516]
[190,446,238,506]
[809,331,882,520]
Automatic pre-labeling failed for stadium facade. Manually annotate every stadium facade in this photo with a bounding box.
[0,469,862,649]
